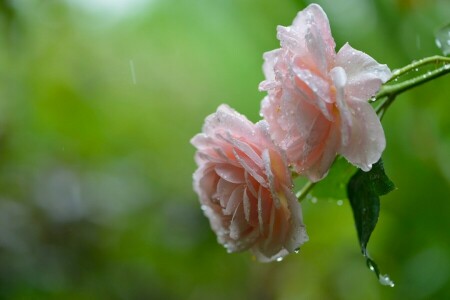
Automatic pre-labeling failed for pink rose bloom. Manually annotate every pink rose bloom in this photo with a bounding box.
[259,4,391,182]
[191,105,308,261]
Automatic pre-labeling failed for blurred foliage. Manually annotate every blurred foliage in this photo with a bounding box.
[0,0,449,299]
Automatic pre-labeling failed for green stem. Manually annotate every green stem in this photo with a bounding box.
[386,55,450,83]
[377,63,450,99]
[374,59,450,115]
[296,180,316,202]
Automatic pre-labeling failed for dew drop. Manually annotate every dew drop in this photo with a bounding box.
[434,23,450,55]
[379,274,395,287]
[200,205,207,211]
[276,257,284,262]
[337,200,343,206]
[294,248,300,254]
[311,197,318,204]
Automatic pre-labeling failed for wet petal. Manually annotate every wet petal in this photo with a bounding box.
[336,43,391,102]
[330,66,352,145]
[304,124,340,182]
[215,164,245,184]
[225,185,245,215]
[290,4,336,73]
[203,104,256,138]
[260,49,282,91]
[339,100,386,171]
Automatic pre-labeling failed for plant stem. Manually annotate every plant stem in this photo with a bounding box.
[296,180,316,202]
[374,58,450,115]
[386,55,450,83]
[377,63,450,99]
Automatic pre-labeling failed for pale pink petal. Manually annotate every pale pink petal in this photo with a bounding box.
[336,43,391,102]
[215,178,236,207]
[244,171,258,198]
[228,136,263,168]
[285,100,332,174]
[230,203,246,240]
[259,49,282,91]
[243,188,251,222]
[257,187,272,236]
[292,64,333,119]
[289,4,336,73]
[330,66,352,146]
[339,100,386,171]
[282,186,309,252]
[215,164,245,184]
[262,202,279,256]
[262,149,280,208]
[190,133,212,150]
[203,104,255,138]
[194,166,218,200]
[304,125,340,182]
[225,185,245,215]
[232,148,267,186]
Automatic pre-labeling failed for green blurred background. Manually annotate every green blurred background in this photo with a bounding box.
[0,0,449,299]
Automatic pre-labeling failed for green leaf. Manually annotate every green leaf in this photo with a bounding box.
[310,156,356,201]
[347,158,396,286]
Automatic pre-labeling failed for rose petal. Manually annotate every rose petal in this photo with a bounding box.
[203,104,255,139]
[304,124,340,182]
[291,4,336,73]
[283,186,309,252]
[339,100,386,171]
[330,66,352,146]
[336,43,391,102]
[260,49,282,90]
[225,185,245,215]
[215,164,245,184]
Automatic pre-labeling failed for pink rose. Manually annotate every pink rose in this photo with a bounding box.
[259,4,391,182]
[191,105,308,261]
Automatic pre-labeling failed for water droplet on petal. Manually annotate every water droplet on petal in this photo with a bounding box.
[201,205,207,211]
